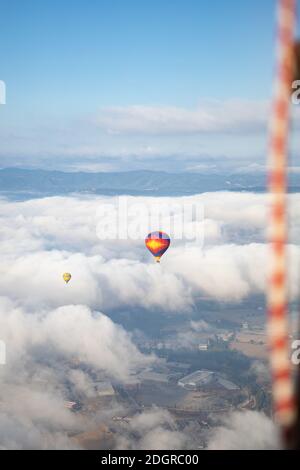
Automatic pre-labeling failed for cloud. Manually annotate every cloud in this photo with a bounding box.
[0,296,152,449]
[1,99,299,170]
[0,192,299,311]
[114,408,189,450]
[250,361,271,383]
[0,190,299,448]
[95,101,269,136]
[165,320,213,351]
[207,411,280,450]
[0,298,150,382]
[0,357,83,450]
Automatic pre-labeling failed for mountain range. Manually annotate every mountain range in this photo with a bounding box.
[0,167,299,198]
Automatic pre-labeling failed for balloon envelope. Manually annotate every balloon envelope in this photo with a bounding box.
[145,231,170,262]
[63,272,72,283]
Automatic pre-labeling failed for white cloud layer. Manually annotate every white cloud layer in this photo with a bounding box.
[95,101,269,135]
[208,411,280,450]
[0,192,299,312]
[1,99,300,171]
[0,190,299,448]
[115,408,189,450]
[0,297,152,449]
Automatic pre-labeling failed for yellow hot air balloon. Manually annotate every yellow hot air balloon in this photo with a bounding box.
[63,272,72,284]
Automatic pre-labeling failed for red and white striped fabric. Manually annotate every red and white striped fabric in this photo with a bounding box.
[267,0,296,428]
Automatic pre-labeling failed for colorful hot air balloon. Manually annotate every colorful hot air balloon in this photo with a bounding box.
[145,231,170,263]
[63,272,72,284]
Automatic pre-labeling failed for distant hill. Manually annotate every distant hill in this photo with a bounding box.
[0,167,299,198]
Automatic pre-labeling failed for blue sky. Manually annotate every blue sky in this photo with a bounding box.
[1,0,294,172]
